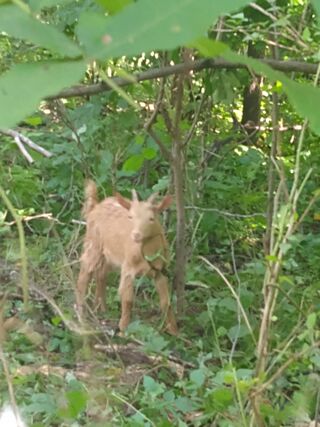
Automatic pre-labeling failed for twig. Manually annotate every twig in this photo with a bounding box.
[5,213,57,226]
[146,128,172,163]
[12,133,34,163]
[199,256,256,344]
[228,232,242,365]
[111,392,156,427]
[0,346,25,427]
[1,129,53,159]
[185,205,265,218]
[0,186,28,310]
[144,79,172,162]
[252,341,320,397]
[71,219,86,225]
[28,283,93,336]
[249,2,308,49]
[183,93,205,147]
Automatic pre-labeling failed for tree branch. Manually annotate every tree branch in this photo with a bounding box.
[45,58,320,100]
[144,78,172,163]
[0,129,53,161]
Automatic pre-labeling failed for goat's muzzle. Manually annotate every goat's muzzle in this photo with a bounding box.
[131,231,142,243]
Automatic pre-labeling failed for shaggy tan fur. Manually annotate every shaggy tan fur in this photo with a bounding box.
[76,180,178,335]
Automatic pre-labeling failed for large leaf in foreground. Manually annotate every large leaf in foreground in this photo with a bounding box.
[194,38,320,136]
[311,1,320,21]
[0,61,86,128]
[0,4,81,57]
[77,0,251,60]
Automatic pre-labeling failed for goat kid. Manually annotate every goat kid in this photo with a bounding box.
[76,180,178,335]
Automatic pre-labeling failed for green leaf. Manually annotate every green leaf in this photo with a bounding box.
[228,324,250,340]
[144,334,168,353]
[190,368,206,388]
[23,115,43,126]
[312,1,320,20]
[0,4,81,57]
[174,396,198,413]
[64,390,87,418]
[77,0,251,60]
[208,388,233,411]
[51,316,62,326]
[307,313,317,330]
[24,393,57,415]
[142,147,157,160]
[122,154,144,172]
[143,375,165,396]
[0,61,86,129]
[29,0,74,11]
[96,0,133,14]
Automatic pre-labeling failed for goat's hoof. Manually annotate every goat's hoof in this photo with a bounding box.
[115,326,124,337]
[165,325,179,336]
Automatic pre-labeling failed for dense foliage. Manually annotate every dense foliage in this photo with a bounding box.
[1,0,320,426]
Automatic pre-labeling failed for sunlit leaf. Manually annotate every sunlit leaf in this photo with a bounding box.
[0,61,86,128]
[23,115,43,126]
[312,1,320,21]
[142,147,157,160]
[122,154,144,172]
[0,4,81,57]
[96,0,133,14]
[307,312,317,329]
[208,388,233,411]
[64,390,87,418]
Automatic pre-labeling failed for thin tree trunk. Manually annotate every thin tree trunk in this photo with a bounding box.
[172,142,186,317]
[171,74,187,317]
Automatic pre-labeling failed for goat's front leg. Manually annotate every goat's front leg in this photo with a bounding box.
[154,272,178,335]
[118,269,134,333]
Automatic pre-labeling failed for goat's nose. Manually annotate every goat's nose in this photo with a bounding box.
[132,231,142,242]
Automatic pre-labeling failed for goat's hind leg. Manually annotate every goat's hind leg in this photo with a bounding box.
[94,258,108,313]
[154,272,178,335]
[76,261,92,318]
[76,243,101,318]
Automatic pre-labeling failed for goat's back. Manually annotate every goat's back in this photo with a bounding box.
[84,196,168,273]
[85,197,133,267]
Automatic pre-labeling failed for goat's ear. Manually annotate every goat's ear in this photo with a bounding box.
[131,189,139,201]
[114,192,131,210]
[154,195,173,212]
[147,192,159,204]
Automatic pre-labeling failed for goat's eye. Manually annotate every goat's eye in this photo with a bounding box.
[149,217,155,222]
[128,215,133,220]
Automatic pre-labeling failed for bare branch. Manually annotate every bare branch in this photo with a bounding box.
[199,256,256,344]
[12,134,34,163]
[185,205,265,218]
[144,78,173,162]
[1,129,53,160]
[5,213,57,226]
[146,127,172,163]
[45,58,320,100]
[183,93,205,147]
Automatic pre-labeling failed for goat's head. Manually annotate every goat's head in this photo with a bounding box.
[115,190,172,243]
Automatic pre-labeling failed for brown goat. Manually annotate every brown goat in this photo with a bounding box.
[75,180,178,335]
